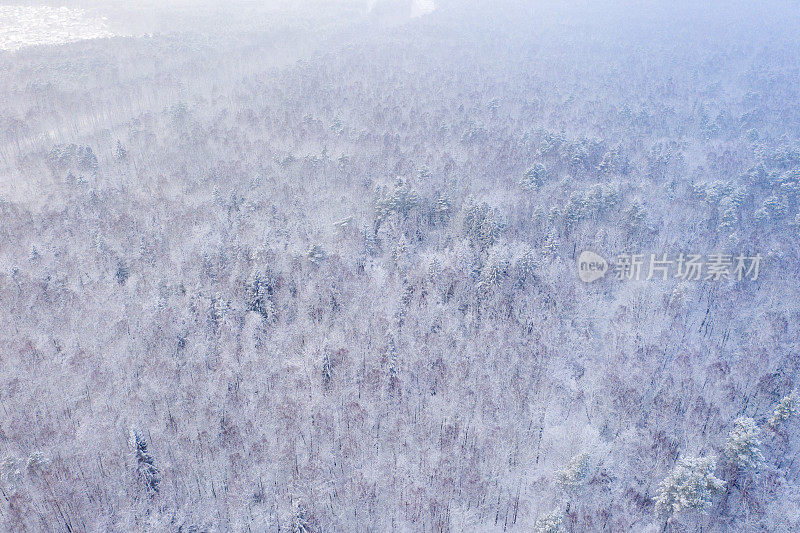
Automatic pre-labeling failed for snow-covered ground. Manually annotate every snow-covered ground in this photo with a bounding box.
[0,5,115,51]
[411,0,436,17]
[365,0,437,18]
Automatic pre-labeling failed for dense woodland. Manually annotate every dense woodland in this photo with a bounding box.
[1,1,800,531]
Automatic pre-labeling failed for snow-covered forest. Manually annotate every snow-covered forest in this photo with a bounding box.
[1,1,800,531]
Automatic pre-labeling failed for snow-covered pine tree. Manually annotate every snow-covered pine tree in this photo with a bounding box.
[130,429,160,494]
[321,351,333,389]
[724,417,764,469]
[768,391,798,428]
[654,456,725,518]
[26,451,49,474]
[387,337,399,390]
[533,510,565,533]
[115,140,127,161]
[292,499,311,533]
[557,452,591,491]
[520,163,547,191]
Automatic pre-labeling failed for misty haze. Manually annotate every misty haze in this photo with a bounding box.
[1,1,800,531]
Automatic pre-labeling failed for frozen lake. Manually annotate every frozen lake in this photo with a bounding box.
[0,5,115,51]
